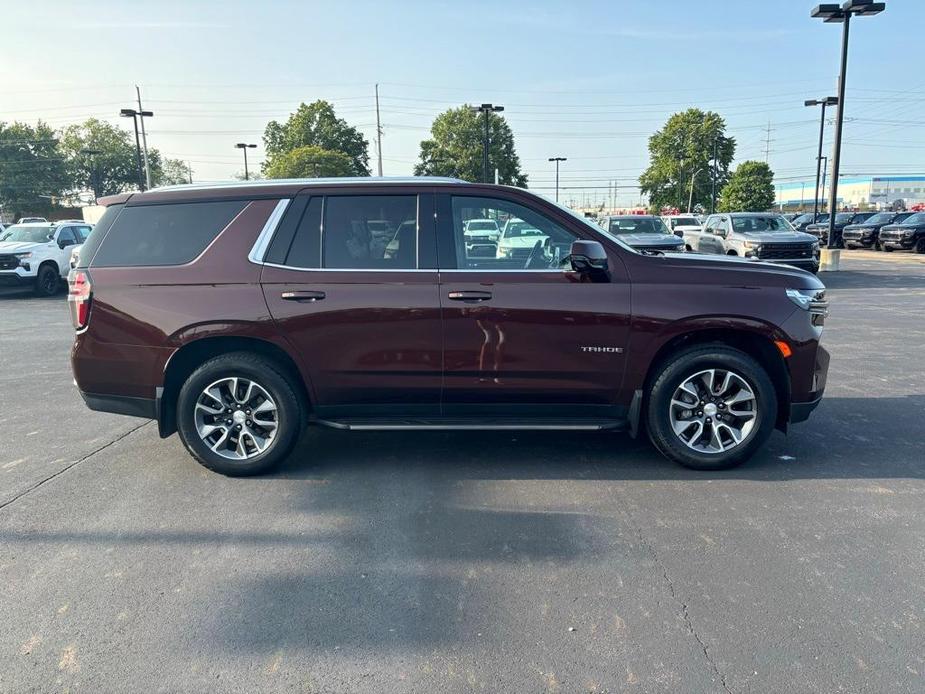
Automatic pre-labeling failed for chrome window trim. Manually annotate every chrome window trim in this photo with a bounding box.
[261,262,436,273]
[247,198,291,264]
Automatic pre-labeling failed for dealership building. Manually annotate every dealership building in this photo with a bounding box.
[774,174,925,211]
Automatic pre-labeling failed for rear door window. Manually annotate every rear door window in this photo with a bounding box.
[322,195,417,270]
[91,200,246,267]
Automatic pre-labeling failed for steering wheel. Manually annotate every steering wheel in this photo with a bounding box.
[523,239,547,270]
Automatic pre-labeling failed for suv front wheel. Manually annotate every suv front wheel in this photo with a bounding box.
[645,345,777,470]
[176,352,302,476]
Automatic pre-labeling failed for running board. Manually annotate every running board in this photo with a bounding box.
[314,418,626,432]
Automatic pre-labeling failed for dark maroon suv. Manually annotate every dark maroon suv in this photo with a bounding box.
[69,178,829,475]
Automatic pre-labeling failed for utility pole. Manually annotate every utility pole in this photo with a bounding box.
[375,84,383,177]
[187,162,193,184]
[471,104,504,183]
[136,86,152,189]
[764,121,772,164]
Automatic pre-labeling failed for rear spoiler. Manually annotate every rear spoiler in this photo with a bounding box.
[97,192,134,207]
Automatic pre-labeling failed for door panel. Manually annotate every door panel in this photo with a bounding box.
[261,191,441,417]
[263,269,441,416]
[437,192,631,417]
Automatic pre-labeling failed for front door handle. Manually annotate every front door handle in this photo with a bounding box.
[281,290,326,302]
[448,290,492,302]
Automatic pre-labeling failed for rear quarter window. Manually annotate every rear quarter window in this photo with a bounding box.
[75,204,123,268]
[90,200,247,267]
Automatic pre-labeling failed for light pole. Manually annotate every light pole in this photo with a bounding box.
[811,0,886,258]
[235,143,257,180]
[119,108,151,190]
[548,157,567,202]
[804,96,838,220]
[81,148,102,200]
[470,104,504,183]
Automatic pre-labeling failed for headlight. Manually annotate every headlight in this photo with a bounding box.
[904,230,915,237]
[13,252,32,259]
[497,246,511,258]
[786,288,827,314]
[811,242,820,251]
[743,241,762,250]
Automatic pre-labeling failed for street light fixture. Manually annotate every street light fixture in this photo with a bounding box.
[119,108,153,191]
[804,96,838,220]
[548,157,567,202]
[470,104,504,183]
[811,0,886,259]
[235,143,257,180]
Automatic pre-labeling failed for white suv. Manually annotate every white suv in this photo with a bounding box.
[0,221,93,296]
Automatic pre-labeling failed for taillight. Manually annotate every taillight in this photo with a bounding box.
[68,269,92,330]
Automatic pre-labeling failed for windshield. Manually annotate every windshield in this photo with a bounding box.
[902,213,925,225]
[502,220,544,238]
[608,217,671,235]
[731,216,795,233]
[544,198,639,254]
[792,214,813,225]
[670,217,699,227]
[0,225,53,243]
[834,213,856,224]
[865,213,893,225]
[466,220,498,231]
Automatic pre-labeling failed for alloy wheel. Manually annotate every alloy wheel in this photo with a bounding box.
[668,368,758,454]
[193,376,279,460]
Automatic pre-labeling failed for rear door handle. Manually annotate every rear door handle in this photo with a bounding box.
[448,290,492,302]
[281,290,326,302]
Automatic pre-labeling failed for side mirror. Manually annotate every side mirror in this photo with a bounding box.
[568,240,609,274]
[715,229,727,238]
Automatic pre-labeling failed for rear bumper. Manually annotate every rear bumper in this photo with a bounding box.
[79,390,157,419]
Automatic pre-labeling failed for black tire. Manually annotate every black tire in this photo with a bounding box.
[645,345,777,471]
[176,352,303,476]
[34,264,60,297]
[916,238,925,255]
[883,245,893,253]
[873,241,881,252]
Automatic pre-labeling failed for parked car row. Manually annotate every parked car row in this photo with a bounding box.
[0,220,93,295]
[785,210,925,253]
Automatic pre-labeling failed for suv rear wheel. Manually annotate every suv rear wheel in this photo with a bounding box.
[176,352,302,476]
[645,345,777,470]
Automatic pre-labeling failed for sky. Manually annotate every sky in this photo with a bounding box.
[2,0,923,208]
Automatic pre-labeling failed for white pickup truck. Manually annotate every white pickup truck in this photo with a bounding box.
[0,221,93,296]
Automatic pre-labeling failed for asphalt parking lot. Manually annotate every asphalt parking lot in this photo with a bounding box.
[1,250,924,693]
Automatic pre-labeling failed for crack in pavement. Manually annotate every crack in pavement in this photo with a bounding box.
[628,516,734,694]
[0,421,152,513]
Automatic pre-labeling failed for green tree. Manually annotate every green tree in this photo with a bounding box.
[156,158,191,186]
[638,109,734,213]
[59,119,145,198]
[263,101,369,176]
[0,121,68,219]
[414,105,527,186]
[264,145,354,179]
[718,160,776,212]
